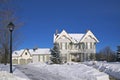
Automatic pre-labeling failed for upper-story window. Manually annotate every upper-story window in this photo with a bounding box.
[80,43,85,49]
[61,42,67,50]
[90,42,93,49]
[60,43,62,49]
[62,43,65,50]
[88,42,90,49]
[25,52,27,55]
[86,42,88,49]
[86,42,93,49]
[65,43,67,49]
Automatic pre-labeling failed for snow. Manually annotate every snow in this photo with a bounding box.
[30,48,51,55]
[12,49,24,57]
[1,62,114,80]
[12,48,51,57]
[0,64,30,80]
[27,62,109,80]
[83,61,120,79]
[69,34,84,42]
[54,33,85,42]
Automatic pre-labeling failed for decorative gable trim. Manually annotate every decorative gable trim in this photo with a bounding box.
[80,30,99,42]
[20,49,32,57]
[55,30,74,42]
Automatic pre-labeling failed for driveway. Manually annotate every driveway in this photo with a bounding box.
[14,65,67,80]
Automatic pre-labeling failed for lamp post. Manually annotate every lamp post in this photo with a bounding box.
[7,22,15,73]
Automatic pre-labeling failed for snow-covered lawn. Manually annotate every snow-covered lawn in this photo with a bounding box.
[0,62,111,80]
[27,62,109,80]
[83,61,120,79]
[0,64,30,80]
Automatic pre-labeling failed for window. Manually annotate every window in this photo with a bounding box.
[60,43,62,49]
[82,43,85,49]
[65,43,67,49]
[25,52,27,55]
[90,42,92,49]
[62,43,65,50]
[79,44,81,49]
[86,42,88,49]
[69,44,72,49]
[88,42,90,49]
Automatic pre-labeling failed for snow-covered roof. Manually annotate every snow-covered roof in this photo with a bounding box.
[69,34,84,42]
[12,48,51,57]
[54,30,85,43]
[30,48,51,55]
[12,49,24,57]
[54,30,99,43]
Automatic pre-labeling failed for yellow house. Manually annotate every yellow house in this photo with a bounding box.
[12,48,51,64]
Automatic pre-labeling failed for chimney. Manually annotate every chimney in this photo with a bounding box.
[55,29,58,35]
[86,29,90,32]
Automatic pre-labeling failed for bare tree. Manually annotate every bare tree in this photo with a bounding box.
[0,0,23,64]
[96,46,116,62]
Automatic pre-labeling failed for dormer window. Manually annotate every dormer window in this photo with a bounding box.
[15,52,17,54]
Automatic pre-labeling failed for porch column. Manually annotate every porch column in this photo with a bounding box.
[69,54,72,61]
[80,53,83,62]
[84,53,86,61]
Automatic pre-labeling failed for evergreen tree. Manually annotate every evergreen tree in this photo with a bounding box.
[89,53,96,60]
[117,46,120,61]
[50,42,62,64]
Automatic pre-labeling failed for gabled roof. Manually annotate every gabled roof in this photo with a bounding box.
[12,49,24,57]
[69,34,84,42]
[12,48,51,57]
[30,48,51,55]
[80,30,99,42]
[54,30,74,42]
[54,29,99,43]
[54,30,85,43]
[20,49,32,57]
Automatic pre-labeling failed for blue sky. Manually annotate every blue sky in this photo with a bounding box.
[15,0,120,52]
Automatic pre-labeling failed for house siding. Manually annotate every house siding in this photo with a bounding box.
[12,49,51,64]
[54,30,99,62]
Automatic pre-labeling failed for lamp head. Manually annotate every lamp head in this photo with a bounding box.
[7,22,15,32]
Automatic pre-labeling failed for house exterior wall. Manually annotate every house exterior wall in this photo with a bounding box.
[12,50,51,64]
[32,54,50,63]
[32,54,39,63]
[12,30,98,64]
[20,50,31,59]
[54,30,99,62]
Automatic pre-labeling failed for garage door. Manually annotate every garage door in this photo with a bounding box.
[20,59,26,65]
[27,58,32,64]
[12,59,18,64]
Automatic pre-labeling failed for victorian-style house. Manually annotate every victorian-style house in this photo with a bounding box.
[54,30,99,62]
[12,29,99,64]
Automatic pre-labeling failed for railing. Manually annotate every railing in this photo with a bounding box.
[68,49,95,53]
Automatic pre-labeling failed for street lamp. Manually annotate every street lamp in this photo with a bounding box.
[7,22,15,73]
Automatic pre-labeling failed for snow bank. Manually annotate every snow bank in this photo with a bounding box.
[0,64,30,80]
[28,62,109,80]
[84,61,120,79]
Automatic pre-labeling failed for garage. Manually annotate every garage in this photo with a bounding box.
[20,59,26,65]
[27,58,32,64]
[12,59,18,64]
